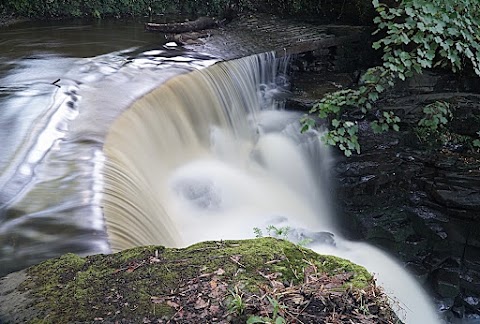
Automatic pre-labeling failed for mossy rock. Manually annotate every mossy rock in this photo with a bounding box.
[0,238,397,323]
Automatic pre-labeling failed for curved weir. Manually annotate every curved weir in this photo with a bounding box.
[103,53,439,323]
[0,42,219,276]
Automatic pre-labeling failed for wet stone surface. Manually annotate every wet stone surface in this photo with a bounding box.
[329,89,480,319]
[287,45,480,320]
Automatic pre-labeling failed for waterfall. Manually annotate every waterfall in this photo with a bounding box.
[102,53,439,324]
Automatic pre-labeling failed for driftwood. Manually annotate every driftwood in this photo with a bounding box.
[145,16,217,33]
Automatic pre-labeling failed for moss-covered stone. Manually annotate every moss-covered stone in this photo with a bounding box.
[2,238,378,323]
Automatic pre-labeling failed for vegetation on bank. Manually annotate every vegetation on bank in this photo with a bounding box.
[302,0,480,156]
[3,0,478,153]
[2,238,399,323]
[0,0,374,22]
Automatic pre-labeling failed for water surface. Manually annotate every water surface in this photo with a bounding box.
[0,19,218,276]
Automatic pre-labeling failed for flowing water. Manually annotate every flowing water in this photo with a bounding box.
[0,20,440,323]
[103,53,439,323]
[0,19,218,275]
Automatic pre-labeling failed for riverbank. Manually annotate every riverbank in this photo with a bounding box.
[0,13,27,27]
[288,63,480,321]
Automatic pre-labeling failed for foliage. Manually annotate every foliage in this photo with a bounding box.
[302,0,480,156]
[371,111,400,133]
[1,0,242,19]
[226,286,247,315]
[247,296,286,324]
[418,100,452,132]
[301,66,398,156]
[253,226,313,247]
[474,132,480,148]
[372,0,480,78]
[414,100,451,144]
[253,225,290,240]
[0,0,375,20]
[415,101,480,150]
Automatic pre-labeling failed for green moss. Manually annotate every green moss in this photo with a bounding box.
[21,238,372,323]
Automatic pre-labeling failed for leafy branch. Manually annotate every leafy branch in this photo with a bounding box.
[302,0,480,156]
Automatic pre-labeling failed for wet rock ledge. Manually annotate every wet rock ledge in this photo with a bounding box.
[289,62,480,320]
[0,238,398,323]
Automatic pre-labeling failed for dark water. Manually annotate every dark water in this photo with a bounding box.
[0,19,164,59]
[0,19,218,276]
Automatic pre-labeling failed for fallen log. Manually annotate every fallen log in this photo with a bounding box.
[145,16,217,33]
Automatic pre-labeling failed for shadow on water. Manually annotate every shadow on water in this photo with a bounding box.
[0,18,166,59]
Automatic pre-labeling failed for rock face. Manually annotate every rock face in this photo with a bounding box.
[289,35,480,317]
[329,75,480,320]
[0,238,397,324]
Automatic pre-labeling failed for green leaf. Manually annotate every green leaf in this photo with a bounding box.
[275,317,286,324]
[400,32,410,44]
[375,84,385,93]
[347,125,358,136]
[368,91,379,101]
[247,316,267,324]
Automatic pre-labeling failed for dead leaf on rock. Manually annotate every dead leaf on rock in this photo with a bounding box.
[209,304,220,314]
[149,256,161,263]
[210,280,218,289]
[304,265,317,283]
[290,295,304,305]
[194,297,209,309]
[151,296,164,304]
[166,300,180,309]
[271,280,285,290]
[230,255,246,268]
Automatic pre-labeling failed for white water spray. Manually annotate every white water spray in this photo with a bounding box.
[102,53,439,324]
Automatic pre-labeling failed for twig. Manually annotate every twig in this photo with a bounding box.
[230,256,246,268]
[166,305,184,323]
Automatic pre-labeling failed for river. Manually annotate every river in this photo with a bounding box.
[0,19,218,276]
[0,19,440,323]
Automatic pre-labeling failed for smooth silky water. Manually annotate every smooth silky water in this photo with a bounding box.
[0,20,218,275]
[0,20,439,323]
[103,53,439,324]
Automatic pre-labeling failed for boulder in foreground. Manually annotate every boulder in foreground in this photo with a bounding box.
[0,238,400,323]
